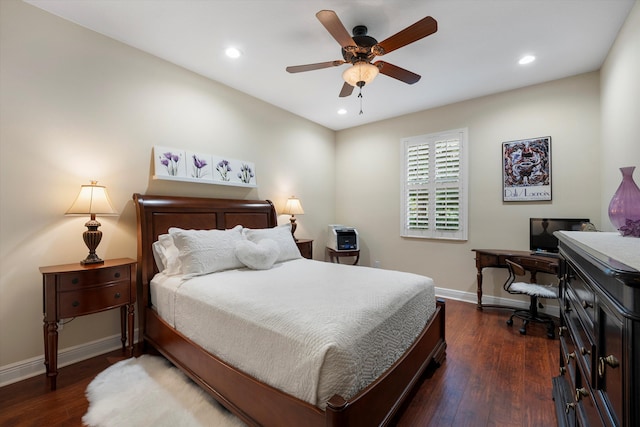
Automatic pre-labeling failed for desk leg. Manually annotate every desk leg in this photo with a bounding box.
[127,303,135,357]
[476,268,484,310]
[44,319,58,390]
[120,305,126,350]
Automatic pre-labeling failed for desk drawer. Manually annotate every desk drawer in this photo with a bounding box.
[58,265,131,291]
[58,282,131,317]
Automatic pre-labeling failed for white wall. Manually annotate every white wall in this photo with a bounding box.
[1,0,638,376]
[600,0,640,228]
[335,72,602,298]
[0,0,335,368]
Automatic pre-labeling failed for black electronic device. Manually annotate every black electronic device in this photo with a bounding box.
[529,218,590,254]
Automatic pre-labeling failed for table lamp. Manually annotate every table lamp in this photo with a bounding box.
[282,196,304,241]
[66,181,117,265]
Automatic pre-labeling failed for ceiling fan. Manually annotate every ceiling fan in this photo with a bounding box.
[286,10,438,98]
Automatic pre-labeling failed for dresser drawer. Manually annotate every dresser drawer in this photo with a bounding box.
[566,267,596,327]
[57,265,131,291]
[597,304,623,426]
[58,281,131,317]
[565,292,595,383]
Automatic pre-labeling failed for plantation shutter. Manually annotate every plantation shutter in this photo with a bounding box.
[401,129,468,240]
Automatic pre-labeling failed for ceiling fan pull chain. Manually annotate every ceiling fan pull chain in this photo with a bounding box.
[358,87,364,115]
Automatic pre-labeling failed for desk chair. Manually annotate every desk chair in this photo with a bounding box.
[504,258,558,338]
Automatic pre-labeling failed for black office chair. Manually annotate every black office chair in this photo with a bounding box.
[504,258,558,338]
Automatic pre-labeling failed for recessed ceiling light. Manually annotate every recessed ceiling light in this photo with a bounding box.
[337,109,347,115]
[225,47,242,59]
[519,55,536,65]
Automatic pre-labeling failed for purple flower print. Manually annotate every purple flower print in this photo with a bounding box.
[238,163,254,184]
[159,152,182,176]
[191,155,208,179]
[216,160,232,181]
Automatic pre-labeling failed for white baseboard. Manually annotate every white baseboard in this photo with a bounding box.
[1,288,557,388]
[0,329,139,388]
[435,286,559,316]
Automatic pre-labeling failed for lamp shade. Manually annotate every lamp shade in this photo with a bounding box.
[342,61,379,87]
[282,196,304,215]
[66,181,117,216]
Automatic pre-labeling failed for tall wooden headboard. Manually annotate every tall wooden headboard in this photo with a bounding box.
[133,193,277,289]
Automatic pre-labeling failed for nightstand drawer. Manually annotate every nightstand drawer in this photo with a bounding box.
[58,265,131,291]
[58,282,131,317]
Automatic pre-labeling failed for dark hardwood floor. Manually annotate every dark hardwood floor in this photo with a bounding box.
[0,299,559,426]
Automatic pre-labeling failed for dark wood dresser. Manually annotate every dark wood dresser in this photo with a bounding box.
[552,231,640,427]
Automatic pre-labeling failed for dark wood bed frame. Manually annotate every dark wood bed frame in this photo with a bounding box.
[133,193,446,427]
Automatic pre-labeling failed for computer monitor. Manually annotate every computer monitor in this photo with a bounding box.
[529,218,590,253]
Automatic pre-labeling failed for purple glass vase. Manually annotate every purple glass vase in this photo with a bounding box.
[608,166,640,236]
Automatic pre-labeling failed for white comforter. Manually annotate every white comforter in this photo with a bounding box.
[151,258,436,408]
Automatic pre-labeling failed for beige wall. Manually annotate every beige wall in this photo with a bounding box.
[0,0,335,368]
[1,0,638,375]
[335,72,602,298]
[600,0,640,227]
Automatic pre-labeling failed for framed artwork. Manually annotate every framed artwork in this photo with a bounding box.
[502,136,551,201]
[152,146,256,187]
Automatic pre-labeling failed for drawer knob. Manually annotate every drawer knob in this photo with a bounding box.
[565,352,576,365]
[565,402,576,414]
[559,366,566,375]
[72,301,80,307]
[114,272,121,278]
[558,326,567,337]
[114,292,121,299]
[580,346,591,356]
[581,300,593,309]
[575,387,588,402]
[598,355,620,377]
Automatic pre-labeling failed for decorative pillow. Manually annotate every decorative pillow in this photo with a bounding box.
[235,239,280,270]
[152,234,181,275]
[168,225,244,276]
[242,224,302,263]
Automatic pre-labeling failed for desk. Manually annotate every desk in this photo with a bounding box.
[472,249,559,310]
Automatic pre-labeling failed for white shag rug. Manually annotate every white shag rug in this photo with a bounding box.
[83,355,246,427]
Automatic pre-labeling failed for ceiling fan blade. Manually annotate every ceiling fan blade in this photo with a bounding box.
[374,61,421,84]
[316,10,357,48]
[339,82,354,97]
[286,60,345,73]
[376,16,437,55]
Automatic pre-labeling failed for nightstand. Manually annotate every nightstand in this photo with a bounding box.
[327,248,360,265]
[40,258,137,390]
[296,239,313,259]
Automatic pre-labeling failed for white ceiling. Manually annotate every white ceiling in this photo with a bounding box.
[25,0,635,131]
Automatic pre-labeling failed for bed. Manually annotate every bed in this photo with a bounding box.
[134,193,446,427]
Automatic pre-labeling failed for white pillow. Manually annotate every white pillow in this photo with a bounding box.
[152,234,181,275]
[242,224,302,263]
[235,239,280,270]
[168,225,244,276]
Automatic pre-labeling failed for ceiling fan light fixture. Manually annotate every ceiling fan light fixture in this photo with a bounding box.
[342,62,379,87]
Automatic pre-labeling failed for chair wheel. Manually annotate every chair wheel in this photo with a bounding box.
[519,327,527,335]
[506,319,513,326]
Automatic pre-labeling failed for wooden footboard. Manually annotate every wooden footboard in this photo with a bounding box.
[143,299,445,427]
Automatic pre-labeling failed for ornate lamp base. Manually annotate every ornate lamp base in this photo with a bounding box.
[81,217,104,265]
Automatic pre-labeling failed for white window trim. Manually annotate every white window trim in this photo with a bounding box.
[400,128,469,241]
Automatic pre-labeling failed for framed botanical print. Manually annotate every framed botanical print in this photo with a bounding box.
[502,136,551,201]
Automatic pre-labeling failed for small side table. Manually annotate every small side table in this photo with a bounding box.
[327,248,360,265]
[40,258,137,390]
[296,239,313,259]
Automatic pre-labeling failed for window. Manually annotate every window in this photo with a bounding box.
[401,128,468,240]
